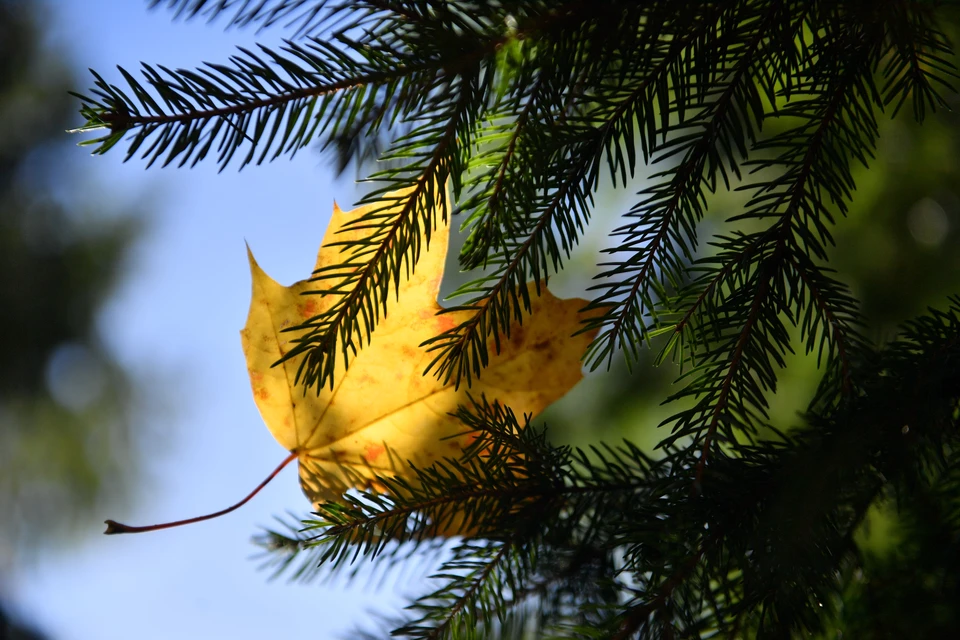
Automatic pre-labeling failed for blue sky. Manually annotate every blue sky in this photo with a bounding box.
[13,2,399,638]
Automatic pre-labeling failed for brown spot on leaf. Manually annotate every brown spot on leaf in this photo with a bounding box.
[435,314,457,333]
[298,298,319,318]
[364,443,385,463]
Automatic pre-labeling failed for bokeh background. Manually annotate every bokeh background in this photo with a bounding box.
[2,1,389,637]
[2,1,959,638]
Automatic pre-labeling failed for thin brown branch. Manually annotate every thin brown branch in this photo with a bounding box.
[612,541,709,640]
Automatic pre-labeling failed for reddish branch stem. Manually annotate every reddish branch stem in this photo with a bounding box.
[104,450,299,535]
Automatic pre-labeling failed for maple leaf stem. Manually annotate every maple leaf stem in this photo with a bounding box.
[103,451,299,535]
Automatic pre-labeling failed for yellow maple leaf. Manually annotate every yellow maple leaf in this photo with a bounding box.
[104,190,595,535]
[242,193,596,508]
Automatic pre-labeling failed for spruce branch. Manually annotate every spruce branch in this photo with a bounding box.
[148,0,470,39]
[278,70,479,389]
[660,20,881,462]
[454,0,657,271]
[72,38,458,170]
[77,1,568,171]
[149,0,325,34]
[394,539,520,640]
[785,250,863,403]
[424,3,735,386]
[881,0,957,120]
[257,394,656,573]
[583,0,800,370]
[455,68,551,272]
[612,542,710,640]
[424,149,596,387]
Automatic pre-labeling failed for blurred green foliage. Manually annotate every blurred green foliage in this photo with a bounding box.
[0,0,143,563]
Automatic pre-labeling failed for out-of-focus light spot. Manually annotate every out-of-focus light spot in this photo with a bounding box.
[44,343,106,412]
[907,197,950,247]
